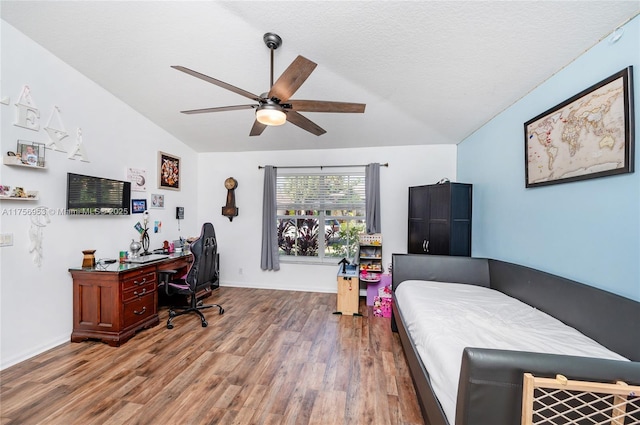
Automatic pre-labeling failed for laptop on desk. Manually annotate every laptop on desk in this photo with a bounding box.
[125,254,169,264]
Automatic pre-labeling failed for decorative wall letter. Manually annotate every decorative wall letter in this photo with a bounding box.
[14,85,40,131]
[44,106,69,152]
[67,128,89,162]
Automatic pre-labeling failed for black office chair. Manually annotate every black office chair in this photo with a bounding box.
[158,222,224,329]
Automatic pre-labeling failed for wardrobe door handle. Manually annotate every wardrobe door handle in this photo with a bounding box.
[422,240,427,252]
[425,240,429,253]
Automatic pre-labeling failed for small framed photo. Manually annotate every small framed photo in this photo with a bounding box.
[17,141,46,167]
[150,194,165,209]
[131,199,147,214]
[158,151,180,191]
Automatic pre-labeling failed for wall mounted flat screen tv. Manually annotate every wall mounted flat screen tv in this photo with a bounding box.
[67,173,131,215]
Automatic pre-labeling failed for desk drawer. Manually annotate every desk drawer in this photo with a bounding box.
[122,281,156,303]
[122,271,156,291]
[123,292,156,326]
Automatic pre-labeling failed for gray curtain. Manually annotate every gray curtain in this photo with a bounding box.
[365,163,381,234]
[260,166,280,271]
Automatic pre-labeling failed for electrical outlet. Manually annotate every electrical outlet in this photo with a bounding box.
[0,233,14,247]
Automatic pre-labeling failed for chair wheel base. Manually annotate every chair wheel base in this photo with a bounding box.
[202,320,208,327]
[167,323,174,329]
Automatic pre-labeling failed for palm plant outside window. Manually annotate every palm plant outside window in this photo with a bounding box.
[276,173,366,263]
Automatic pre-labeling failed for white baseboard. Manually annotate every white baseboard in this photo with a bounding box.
[1,335,69,371]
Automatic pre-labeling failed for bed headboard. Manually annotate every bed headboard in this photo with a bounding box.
[392,254,490,291]
[488,260,640,362]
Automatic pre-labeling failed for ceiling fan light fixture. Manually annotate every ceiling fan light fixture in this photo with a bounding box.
[256,105,286,126]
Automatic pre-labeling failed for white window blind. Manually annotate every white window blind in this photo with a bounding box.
[276,173,366,211]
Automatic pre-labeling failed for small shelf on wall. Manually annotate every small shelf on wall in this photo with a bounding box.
[0,195,39,201]
[3,155,47,169]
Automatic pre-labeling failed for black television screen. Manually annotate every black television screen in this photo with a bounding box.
[67,173,131,215]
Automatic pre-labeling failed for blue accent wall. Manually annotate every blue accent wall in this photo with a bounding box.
[458,15,640,301]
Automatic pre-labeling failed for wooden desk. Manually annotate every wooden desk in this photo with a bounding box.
[69,252,193,346]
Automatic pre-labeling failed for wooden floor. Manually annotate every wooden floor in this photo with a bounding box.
[1,287,424,425]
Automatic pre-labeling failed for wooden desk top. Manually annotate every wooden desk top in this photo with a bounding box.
[69,252,192,274]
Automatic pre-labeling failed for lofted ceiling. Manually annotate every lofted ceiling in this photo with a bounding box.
[2,1,639,153]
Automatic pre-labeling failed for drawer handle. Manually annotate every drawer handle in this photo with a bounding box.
[134,288,146,297]
[134,277,147,286]
[134,307,146,315]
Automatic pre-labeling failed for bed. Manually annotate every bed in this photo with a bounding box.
[391,254,640,425]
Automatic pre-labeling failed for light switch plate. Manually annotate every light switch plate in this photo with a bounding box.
[0,233,14,247]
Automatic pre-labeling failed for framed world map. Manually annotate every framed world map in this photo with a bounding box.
[524,66,634,188]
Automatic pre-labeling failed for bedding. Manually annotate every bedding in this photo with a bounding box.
[395,279,631,425]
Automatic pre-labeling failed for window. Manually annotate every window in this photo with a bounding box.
[277,173,366,263]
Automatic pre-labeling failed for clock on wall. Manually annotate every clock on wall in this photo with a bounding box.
[222,177,238,221]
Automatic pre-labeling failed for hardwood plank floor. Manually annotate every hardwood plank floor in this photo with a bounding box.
[1,287,424,425]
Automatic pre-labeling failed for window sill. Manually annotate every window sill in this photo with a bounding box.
[279,258,343,267]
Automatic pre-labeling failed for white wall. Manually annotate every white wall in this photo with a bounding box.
[198,145,457,293]
[0,21,200,369]
[458,16,640,301]
[0,21,459,369]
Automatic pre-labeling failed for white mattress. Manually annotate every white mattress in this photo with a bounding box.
[395,280,628,425]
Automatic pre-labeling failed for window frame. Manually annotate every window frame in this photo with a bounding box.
[276,172,366,264]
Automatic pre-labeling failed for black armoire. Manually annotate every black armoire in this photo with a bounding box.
[408,182,472,256]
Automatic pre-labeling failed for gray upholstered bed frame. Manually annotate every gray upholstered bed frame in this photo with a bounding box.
[391,254,640,425]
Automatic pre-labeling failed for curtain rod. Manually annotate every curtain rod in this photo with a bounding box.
[258,163,389,170]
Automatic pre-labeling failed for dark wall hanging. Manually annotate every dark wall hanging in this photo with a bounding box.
[222,177,238,221]
[524,66,634,188]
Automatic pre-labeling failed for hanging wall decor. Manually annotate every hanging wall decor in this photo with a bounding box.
[29,206,51,267]
[222,177,238,221]
[67,128,89,162]
[525,66,634,187]
[14,85,40,131]
[127,168,147,192]
[158,151,180,191]
[44,106,69,152]
[150,193,165,209]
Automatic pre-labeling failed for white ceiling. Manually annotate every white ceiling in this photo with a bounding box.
[2,1,639,153]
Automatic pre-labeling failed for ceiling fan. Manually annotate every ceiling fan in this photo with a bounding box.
[172,33,366,136]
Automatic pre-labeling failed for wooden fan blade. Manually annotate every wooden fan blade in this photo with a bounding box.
[172,66,262,102]
[268,56,317,103]
[250,120,267,136]
[180,105,256,114]
[288,100,366,113]
[285,111,326,136]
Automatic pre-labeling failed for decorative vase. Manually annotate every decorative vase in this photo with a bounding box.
[82,250,96,268]
[129,239,141,258]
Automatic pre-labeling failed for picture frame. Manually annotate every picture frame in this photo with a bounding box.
[158,151,180,191]
[131,199,147,214]
[524,66,634,188]
[150,193,165,209]
[16,141,46,167]
[127,168,147,192]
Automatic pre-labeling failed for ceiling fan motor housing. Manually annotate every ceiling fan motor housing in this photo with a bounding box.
[263,33,282,50]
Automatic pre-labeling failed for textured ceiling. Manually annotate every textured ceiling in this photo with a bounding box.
[2,1,639,153]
